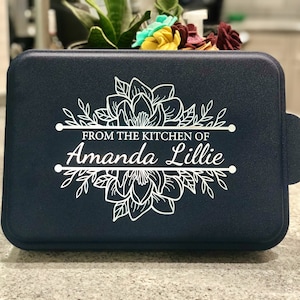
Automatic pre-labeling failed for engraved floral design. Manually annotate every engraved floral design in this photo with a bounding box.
[59,77,230,129]
[55,77,236,222]
[103,170,183,221]
[103,77,184,126]
[57,166,234,222]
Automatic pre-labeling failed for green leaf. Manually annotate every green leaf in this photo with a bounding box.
[155,0,183,18]
[87,26,117,49]
[85,0,117,44]
[104,0,130,39]
[62,0,99,29]
[117,11,151,49]
[174,5,184,18]
[155,0,178,11]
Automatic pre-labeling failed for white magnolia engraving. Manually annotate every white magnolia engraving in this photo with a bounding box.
[55,77,236,221]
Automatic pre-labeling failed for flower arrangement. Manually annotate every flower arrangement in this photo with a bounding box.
[132,15,241,51]
[63,0,242,51]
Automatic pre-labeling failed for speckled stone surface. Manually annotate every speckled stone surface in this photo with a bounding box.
[0,105,299,300]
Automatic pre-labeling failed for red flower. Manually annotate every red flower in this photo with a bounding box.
[171,22,188,49]
[172,23,204,49]
[216,22,242,50]
[186,24,203,45]
[205,32,218,46]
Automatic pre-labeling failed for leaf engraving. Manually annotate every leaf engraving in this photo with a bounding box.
[113,201,128,222]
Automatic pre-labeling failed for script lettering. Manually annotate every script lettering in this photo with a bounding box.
[165,142,224,166]
[66,142,158,166]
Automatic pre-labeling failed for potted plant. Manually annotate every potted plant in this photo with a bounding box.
[63,0,242,50]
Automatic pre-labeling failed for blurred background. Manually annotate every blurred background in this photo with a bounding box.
[1,0,300,114]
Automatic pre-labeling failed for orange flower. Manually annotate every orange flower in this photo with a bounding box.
[196,41,219,51]
[141,27,181,50]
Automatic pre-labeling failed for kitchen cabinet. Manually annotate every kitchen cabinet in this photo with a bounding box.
[242,32,300,115]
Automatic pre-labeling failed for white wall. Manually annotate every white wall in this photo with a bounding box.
[223,0,300,19]
[0,0,9,95]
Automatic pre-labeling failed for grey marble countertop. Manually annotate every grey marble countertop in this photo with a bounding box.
[0,105,299,300]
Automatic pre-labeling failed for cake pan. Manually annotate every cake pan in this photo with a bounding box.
[2,50,300,250]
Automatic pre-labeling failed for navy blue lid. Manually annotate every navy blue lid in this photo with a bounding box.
[2,50,298,250]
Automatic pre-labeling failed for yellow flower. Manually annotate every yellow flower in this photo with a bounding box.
[140,27,181,50]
